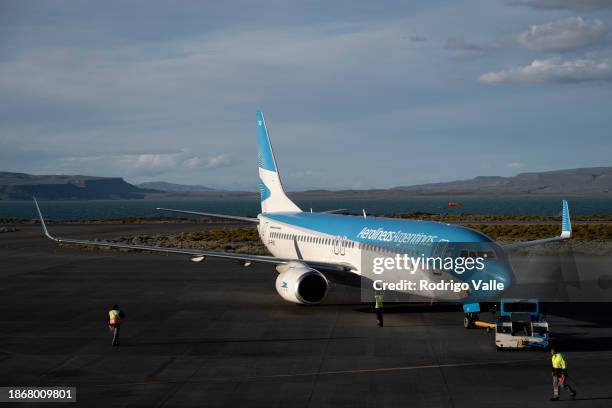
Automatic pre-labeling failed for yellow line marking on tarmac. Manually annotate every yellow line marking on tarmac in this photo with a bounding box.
[96,357,543,387]
[225,358,542,381]
[91,351,612,387]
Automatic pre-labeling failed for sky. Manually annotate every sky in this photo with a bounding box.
[1,0,612,191]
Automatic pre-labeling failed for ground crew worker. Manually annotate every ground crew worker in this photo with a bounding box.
[107,304,125,347]
[374,293,384,327]
[550,346,576,401]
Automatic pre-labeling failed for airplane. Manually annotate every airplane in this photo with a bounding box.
[34,111,573,306]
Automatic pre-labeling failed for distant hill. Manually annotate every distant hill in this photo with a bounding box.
[2,166,611,200]
[0,172,159,200]
[392,167,612,195]
[137,181,217,193]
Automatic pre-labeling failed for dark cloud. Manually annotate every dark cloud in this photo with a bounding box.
[507,0,612,11]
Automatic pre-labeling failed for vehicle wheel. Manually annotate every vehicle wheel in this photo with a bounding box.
[463,316,472,329]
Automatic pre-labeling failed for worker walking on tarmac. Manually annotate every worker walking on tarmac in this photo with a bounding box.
[374,293,384,327]
[550,346,576,401]
[107,304,126,347]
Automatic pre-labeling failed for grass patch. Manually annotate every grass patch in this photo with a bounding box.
[466,224,612,241]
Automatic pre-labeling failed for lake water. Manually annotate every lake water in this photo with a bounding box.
[1,196,611,220]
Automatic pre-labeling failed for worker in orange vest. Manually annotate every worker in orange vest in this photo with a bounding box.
[107,304,126,347]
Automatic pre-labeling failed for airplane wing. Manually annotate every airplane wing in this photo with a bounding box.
[156,207,259,223]
[501,200,572,252]
[33,198,352,273]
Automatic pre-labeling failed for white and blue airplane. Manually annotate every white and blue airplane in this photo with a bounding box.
[34,112,572,306]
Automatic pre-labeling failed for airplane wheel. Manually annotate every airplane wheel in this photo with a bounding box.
[463,314,477,329]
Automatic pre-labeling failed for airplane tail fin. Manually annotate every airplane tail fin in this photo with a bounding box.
[257,112,301,213]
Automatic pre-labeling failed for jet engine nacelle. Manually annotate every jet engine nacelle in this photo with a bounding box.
[275,263,329,305]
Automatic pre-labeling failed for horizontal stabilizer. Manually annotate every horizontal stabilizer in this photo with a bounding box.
[156,207,258,223]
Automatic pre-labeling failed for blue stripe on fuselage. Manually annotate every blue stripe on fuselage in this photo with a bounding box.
[262,212,492,245]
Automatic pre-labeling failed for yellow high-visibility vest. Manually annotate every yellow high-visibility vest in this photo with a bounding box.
[552,353,567,369]
[374,295,383,309]
[108,309,120,325]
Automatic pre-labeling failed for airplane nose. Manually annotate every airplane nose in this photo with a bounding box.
[496,263,513,289]
[490,261,513,298]
[467,260,513,301]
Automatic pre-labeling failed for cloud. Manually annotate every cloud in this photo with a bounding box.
[445,36,501,60]
[506,162,525,169]
[479,57,612,84]
[182,154,238,170]
[507,0,612,11]
[516,17,608,52]
[46,152,238,177]
[116,153,179,173]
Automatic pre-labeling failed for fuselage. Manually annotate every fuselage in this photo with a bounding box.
[258,212,514,301]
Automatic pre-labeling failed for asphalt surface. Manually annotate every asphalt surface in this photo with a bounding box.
[1,224,612,408]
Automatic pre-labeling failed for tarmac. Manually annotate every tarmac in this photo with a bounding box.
[1,223,612,407]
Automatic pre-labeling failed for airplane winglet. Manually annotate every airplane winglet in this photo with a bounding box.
[33,197,56,241]
[501,199,571,251]
[560,199,571,239]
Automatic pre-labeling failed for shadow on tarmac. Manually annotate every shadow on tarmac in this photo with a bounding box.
[551,335,612,352]
[352,303,461,314]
